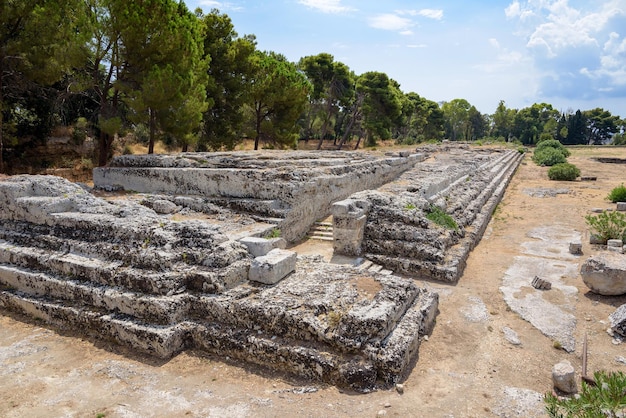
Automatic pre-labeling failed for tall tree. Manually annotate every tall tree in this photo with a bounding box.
[584,107,620,145]
[198,10,256,151]
[442,99,471,141]
[298,53,355,149]
[120,1,208,154]
[491,100,516,140]
[356,71,402,147]
[246,51,311,150]
[0,0,86,172]
[511,103,558,145]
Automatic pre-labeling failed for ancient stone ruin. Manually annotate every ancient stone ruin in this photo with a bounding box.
[0,145,522,391]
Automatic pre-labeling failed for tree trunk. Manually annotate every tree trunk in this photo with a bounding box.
[148,108,155,154]
[182,143,188,152]
[98,131,110,167]
[0,64,4,173]
[254,102,262,150]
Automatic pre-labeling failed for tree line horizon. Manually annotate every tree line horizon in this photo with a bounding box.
[2,1,625,173]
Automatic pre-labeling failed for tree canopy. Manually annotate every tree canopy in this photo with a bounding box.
[1,6,625,172]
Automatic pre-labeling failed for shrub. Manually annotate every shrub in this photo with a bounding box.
[426,206,458,231]
[548,163,580,181]
[607,183,626,203]
[533,147,567,166]
[545,370,626,417]
[536,139,570,157]
[585,210,626,243]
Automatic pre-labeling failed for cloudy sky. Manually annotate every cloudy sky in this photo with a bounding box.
[185,0,626,118]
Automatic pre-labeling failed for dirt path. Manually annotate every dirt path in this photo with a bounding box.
[2,146,626,417]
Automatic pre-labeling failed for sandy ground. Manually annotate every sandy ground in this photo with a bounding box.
[2,146,626,417]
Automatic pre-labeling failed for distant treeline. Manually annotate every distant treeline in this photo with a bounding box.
[2,1,624,171]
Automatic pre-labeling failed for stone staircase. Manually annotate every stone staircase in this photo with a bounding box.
[307,220,334,241]
[0,175,438,392]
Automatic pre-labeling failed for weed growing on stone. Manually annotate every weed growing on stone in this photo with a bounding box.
[266,228,281,238]
[545,370,626,417]
[607,183,626,203]
[327,311,343,328]
[426,206,458,231]
[403,203,417,211]
[585,210,626,243]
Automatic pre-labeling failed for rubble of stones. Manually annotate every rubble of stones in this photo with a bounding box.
[0,145,524,391]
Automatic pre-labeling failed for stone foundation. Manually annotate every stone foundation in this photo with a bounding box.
[0,174,437,391]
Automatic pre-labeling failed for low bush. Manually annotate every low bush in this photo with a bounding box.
[585,210,626,243]
[533,147,567,166]
[536,139,571,157]
[607,183,626,203]
[548,163,580,181]
[545,370,626,417]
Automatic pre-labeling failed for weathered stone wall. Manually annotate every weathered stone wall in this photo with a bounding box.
[93,151,425,242]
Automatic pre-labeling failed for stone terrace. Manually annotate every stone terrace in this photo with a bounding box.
[333,146,523,282]
[0,175,437,392]
[93,151,424,243]
[0,146,522,391]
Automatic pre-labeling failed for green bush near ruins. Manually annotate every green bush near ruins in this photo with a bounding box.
[544,370,626,417]
[585,210,626,243]
[533,141,570,166]
[548,163,580,181]
[607,183,626,203]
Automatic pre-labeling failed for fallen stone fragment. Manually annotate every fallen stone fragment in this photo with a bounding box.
[395,383,404,394]
[248,249,297,284]
[502,326,521,346]
[607,239,624,253]
[609,304,626,338]
[531,276,551,290]
[569,242,583,255]
[239,236,275,257]
[581,253,626,295]
[617,202,626,211]
[552,360,577,394]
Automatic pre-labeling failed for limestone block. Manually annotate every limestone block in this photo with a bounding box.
[609,304,626,338]
[152,199,179,214]
[331,199,370,218]
[552,360,577,393]
[581,253,626,295]
[569,242,583,255]
[239,237,275,257]
[617,202,626,211]
[608,239,624,253]
[249,249,296,284]
[267,237,287,250]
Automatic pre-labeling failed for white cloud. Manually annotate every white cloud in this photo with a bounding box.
[298,0,355,14]
[417,9,444,20]
[397,9,444,20]
[507,0,626,100]
[369,14,413,31]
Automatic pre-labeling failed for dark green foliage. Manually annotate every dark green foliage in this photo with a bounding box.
[607,184,626,203]
[536,139,571,157]
[545,370,626,417]
[426,206,458,231]
[533,147,568,166]
[548,163,580,181]
[585,210,626,243]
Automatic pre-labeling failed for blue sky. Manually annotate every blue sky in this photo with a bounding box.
[185,0,626,118]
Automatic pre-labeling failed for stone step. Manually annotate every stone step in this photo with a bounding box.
[0,241,249,295]
[0,289,188,359]
[0,263,190,324]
